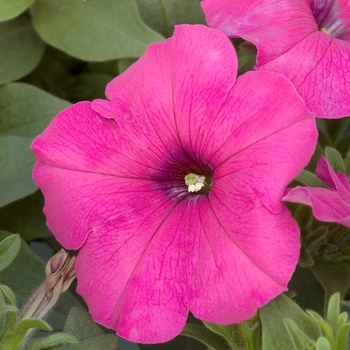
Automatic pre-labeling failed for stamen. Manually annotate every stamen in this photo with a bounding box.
[321,27,331,35]
[184,173,206,192]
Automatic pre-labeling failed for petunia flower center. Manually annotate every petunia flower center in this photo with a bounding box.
[309,2,350,40]
[152,150,214,199]
[321,27,331,35]
[184,173,207,192]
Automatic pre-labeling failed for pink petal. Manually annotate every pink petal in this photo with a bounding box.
[75,200,191,343]
[205,71,318,212]
[188,187,300,323]
[316,156,350,202]
[201,0,317,65]
[260,32,350,119]
[92,24,239,158]
[283,186,350,227]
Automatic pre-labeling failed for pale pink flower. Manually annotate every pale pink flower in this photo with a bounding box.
[283,156,350,227]
[32,25,317,343]
[202,0,350,119]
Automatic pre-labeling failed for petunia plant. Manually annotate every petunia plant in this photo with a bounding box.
[0,0,350,349]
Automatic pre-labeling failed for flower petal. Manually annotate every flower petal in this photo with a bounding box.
[75,202,192,343]
[260,32,350,119]
[206,71,317,212]
[283,186,350,227]
[316,156,350,201]
[92,25,238,159]
[201,0,317,65]
[187,195,299,323]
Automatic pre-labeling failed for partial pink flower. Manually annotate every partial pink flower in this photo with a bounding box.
[283,156,350,227]
[202,0,350,119]
[32,25,317,343]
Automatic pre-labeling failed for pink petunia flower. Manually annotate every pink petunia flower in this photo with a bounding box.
[283,156,350,227]
[32,25,317,343]
[201,0,350,119]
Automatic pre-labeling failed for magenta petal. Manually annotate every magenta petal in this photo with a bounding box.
[202,0,317,65]
[93,25,239,155]
[206,71,318,212]
[75,203,190,343]
[202,0,350,119]
[188,191,300,323]
[283,186,350,227]
[260,32,350,119]
[283,157,350,227]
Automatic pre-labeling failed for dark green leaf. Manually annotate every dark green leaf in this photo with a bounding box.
[55,334,119,350]
[0,191,51,242]
[311,260,350,301]
[0,235,21,272]
[324,147,345,174]
[136,0,206,38]
[344,149,350,174]
[68,73,113,102]
[181,323,229,350]
[63,307,104,341]
[296,170,327,188]
[32,0,164,61]
[0,0,35,21]
[0,17,45,85]
[260,294,320,350]
[0,136,37,208]
[0,82,70,138]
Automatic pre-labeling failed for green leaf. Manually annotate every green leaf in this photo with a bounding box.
[283,318,315,350]
[0,191,51,242]
[0,288,9,340]
[63,307,104,341]
[0,304,18,317]
[337,312,348,328]
[295,170,327,188]
[0,0,35,21]
[181,323,230,350]
[117,58,137,74]
[0,136,37,208]
[260,294,320,350]
[0,285,16,306]
[344,149,350,174]
[68,73,113,102]
[1,318,52,350]
[27,332,77,350]
[324,147,346,174]
[54,334,119,350]
[0,235,20,272]
[136,0,206,37]
[0,17,45,85]
[335,323,350,350]
[203,322,241,349]
[326,293,340,335]
[311,260,350,300]
[0,231,83,332]
[32,0,164,61]
[0,82,70,138]
[315,337,331,350]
